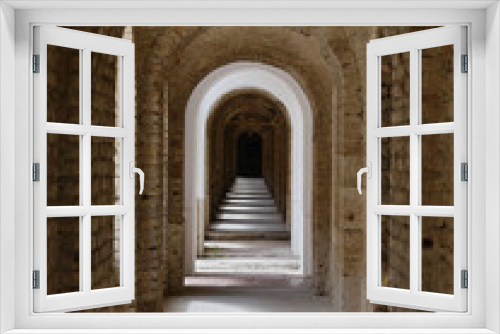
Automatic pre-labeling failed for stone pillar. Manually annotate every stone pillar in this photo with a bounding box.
[133,27,167,311]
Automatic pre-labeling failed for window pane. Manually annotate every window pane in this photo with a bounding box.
[91,216,121,290]
[91,137,121,205]
[381,52,410,127]
[381,215,410,290]
[381,136,410,205]
[91,52,121,127]
[47,217,80,295]
[421,217,454,294]
[421,134,454,206]
[47,134,80,206]
[47,45,80,124]
[421,45,454,124]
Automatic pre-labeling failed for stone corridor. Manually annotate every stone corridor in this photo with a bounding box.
[43,25,454,313]
[196,177,299,275]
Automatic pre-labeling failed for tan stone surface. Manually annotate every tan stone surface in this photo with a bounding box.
[48,26,452,313]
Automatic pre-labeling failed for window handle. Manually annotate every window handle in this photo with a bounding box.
[129,162,144,195]
[357,162,371,195]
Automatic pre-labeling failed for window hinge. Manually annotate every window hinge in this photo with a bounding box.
[33,163,40,182]
[461,270,468,289]
[33,54,40,73]
[33,270,40,289]
[461,54,468,73]
[461,162,468,182]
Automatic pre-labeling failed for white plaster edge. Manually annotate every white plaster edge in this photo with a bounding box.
[484,2,500,333]
[4,1,497,10]
[0,2,17,334]
[4,328,497,334]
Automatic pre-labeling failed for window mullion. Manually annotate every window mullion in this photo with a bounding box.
[452,27,468,307]
[409,48,420,294]
[82,48,92,294]
[78,49,84,294]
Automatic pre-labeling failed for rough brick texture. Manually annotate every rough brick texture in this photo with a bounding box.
[47,26,453,313]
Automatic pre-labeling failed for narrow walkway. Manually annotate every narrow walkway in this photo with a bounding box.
[164,287,334,312]
[196,177,300,275]
[177,178,326,312]
[169,276,331,312]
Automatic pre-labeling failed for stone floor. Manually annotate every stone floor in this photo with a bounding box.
[170,178,326,312]
[166,276,333,312]
[198,177,300,275]
[196,240,300,274]
[203,240,295,258]
[163,287,335,312]
[195,257,300,274]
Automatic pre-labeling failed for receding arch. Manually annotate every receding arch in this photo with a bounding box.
[184,62,313,276]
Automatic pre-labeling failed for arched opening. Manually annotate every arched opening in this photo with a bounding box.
[184,62,314,278]
[237,132,262,177]
[44,25,445,312]
[201,91,292,275]
[206,91,291,228]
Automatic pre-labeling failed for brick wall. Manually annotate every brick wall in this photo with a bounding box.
[48,26,453,313]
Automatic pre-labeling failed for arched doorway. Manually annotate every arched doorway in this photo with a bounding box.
[203,92,292,275]
[184,62,313,277]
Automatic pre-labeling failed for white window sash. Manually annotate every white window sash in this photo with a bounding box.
[366,26,467,312]
[33,26,136,313]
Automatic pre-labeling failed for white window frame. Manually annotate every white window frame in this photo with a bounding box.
[1,1,498,333]
[366,26,467,312]
[32,26,136,313]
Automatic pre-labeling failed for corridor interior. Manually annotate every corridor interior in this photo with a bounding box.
[176,176,329,312]
[196,177,297,275]
[183,99,314,311]
[43,25,454,313]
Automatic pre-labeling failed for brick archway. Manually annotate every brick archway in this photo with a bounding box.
[184,62,314,276]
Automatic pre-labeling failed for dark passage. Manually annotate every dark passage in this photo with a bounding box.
[237,132,262,177]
